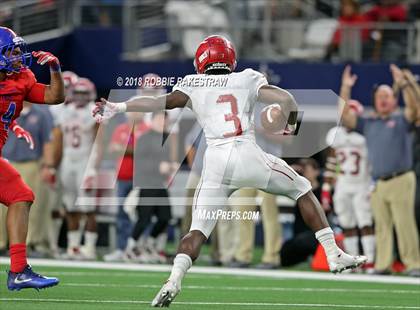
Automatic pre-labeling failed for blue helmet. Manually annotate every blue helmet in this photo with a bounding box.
[0,27,31,73]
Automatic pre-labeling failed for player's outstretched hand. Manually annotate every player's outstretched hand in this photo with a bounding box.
[92,98,126,123]
[11,121,34,150]
[32,51,60,71]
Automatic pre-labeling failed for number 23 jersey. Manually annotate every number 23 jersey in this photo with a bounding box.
[326,126,371,188]
[173,69,268,146]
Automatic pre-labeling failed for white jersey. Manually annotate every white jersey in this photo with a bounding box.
[326,126,371,189]
[174,69,268,145]
[56,102,96,160]
[49,104,66,127]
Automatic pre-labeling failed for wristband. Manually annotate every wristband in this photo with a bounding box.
[116,102,127,113]
[50,62,61,72]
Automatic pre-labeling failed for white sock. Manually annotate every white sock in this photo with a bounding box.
[168,254,192,286]
[156,233,167,252]
[361,235,375,263]
[126,237,137,251]
[343,236,359,256]
[146,237,156,249]
[315,227,340,257]
[84,231,98,251]
[68,230,81,249]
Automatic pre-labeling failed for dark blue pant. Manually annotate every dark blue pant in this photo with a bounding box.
[116,180,133,250]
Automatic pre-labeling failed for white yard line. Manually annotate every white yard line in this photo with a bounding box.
[0,298,419,309]
[1,257,419,285]
[61,282,420,294]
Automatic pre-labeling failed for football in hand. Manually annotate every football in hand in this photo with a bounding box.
[260,104,288,133]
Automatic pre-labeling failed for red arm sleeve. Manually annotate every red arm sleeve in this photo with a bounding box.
[25,83,46,104]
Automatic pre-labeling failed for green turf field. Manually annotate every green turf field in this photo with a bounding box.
[0,265,419,310]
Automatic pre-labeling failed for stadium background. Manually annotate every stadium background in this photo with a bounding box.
[1,0,420,309]
[1,0,419,256]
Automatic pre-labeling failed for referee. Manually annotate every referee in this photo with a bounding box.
[339,65,420,277]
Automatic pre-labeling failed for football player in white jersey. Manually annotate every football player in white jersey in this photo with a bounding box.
[57,77,100,260]
[93,35,366,307]
[322,68,375,271]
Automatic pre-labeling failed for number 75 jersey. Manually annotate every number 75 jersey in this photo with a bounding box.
[174,69,268,146]
[55,102,96,160]
[326,126,371,188]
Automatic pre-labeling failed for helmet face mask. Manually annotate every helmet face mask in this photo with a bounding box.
[0,28,32,73]
[71,77,96,107]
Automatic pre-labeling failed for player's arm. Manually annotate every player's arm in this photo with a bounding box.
[92,91,189,123]
[43,69,65,105]
[339,65,358,129]
[27,51,65,105]
[257,85,298,129]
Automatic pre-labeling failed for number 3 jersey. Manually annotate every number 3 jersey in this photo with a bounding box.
[326,126,371,189]
[55,102,96,160]
[173,69,268,146]
[0,69,39,153]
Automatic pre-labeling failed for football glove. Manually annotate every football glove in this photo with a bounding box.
[92,98,126,123]
[10,120,34,150]
[32,51,61,71]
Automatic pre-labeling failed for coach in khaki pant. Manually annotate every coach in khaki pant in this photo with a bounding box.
[231,188,281,268]
[371,171,419,271]
[340,65,420,276]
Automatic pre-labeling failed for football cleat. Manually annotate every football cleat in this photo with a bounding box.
[63,247,83,260]
[7,265,59,291]
[327,249,367,274]
[151,280,180,307]
[103,249,125,262]
[79,246,97,261]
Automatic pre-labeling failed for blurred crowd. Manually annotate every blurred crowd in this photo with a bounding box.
[0,65,419,277]
[3,0,420,62]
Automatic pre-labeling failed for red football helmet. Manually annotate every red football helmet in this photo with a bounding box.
[62,71,79,89]
[62,71,79,104]
[72,77,97,106]
[194,35,236,74]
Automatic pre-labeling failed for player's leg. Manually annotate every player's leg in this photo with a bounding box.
[353,189,375,269]
[7,201,30,270]
[61,164,83,258]
[80,211,97,260]
[77,164,98,260]
[260,151,366,273]
[65,209,82,259]
[152,184,231,307]
[334,190,359,257]
[0,158,58,290]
